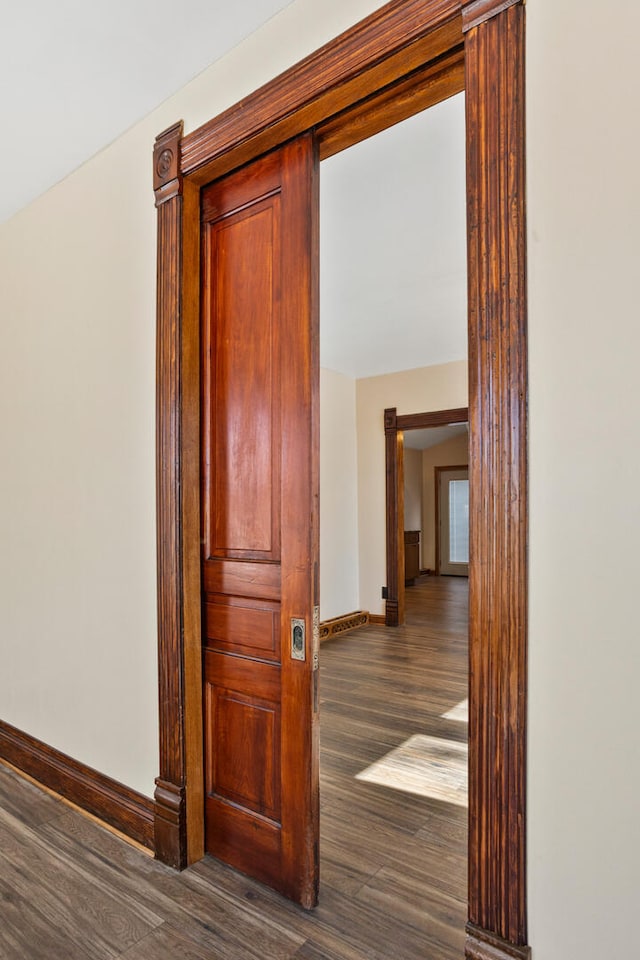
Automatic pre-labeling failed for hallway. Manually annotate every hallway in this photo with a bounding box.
[318,574,468,957]
[0,576,467,959]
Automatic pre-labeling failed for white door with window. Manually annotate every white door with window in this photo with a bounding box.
[438,468,469,576]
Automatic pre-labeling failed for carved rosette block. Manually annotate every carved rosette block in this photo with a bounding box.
[153,121,184,206]
[384,407,397,434]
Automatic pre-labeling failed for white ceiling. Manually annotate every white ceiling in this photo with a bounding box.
[1,0,294,223]
[320,92,468,379]
[3,4,467,383]
[403,423,468,451]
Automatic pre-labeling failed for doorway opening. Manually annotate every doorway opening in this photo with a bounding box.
[318,94,469,955]
[153,1,529,955]
[436,462,469,577]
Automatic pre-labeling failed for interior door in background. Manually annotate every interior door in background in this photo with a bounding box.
[200,135,320,908]
[438,467,469,577]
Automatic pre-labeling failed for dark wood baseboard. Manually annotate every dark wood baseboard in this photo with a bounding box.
[368,614,387,625]
[466,923,531,960]
[319,610,368,641]
[0,719,154,850]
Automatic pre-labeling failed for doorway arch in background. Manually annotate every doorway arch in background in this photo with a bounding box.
[384,405,469,627]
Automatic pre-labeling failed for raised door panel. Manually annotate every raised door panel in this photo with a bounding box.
[200,136,319,908]
[204,596,280,661]
[203,196,281,562]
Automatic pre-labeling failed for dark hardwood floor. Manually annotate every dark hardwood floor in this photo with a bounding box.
[0,575,468,959]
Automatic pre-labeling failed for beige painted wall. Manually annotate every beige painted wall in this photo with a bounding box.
[0,0,388,798]
[0,1,638,956]
[526,1,640,957]
[320,368,359,621]
[403,447,423,537]
[355,361,468,615]
[420,433,468,571]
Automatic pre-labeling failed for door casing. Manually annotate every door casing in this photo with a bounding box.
[153,1,529,957]
[385,406,469,626]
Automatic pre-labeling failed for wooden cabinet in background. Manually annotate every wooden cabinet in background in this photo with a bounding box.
[404,530,420,585]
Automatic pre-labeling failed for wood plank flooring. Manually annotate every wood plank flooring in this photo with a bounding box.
[0,575,468,960]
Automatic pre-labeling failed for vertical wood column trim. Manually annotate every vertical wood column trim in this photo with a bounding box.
[154,121,188,869]
[464,0,529,951]
[384,408,401,626]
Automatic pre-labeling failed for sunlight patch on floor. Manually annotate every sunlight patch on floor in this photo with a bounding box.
[442,698,468,722]
[356,734,468,807]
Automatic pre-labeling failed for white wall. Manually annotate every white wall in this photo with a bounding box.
[320,368,359,620]
[355,361,468,615]
[526,1,640,957]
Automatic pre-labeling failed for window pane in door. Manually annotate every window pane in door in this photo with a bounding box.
[449,479,469,563]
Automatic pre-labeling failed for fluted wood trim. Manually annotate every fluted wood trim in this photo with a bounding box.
[465,1,528,948]
[154,131,188,868]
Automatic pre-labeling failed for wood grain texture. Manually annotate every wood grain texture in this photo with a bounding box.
[203,558,281,600]
[181,1,463,182]
[200,137,319,908]
[154,141,187,869]
[204,596,280,660]
[180,177,206,867]
[462,0,521,32]
[317,48,464,161]
[155,122,205,869]
[154,121,183,203]
[397,407,468,431]
[0,575,468,960]
[154,0,529,952]
[0,721,153,849]
[384,409,402,627]
[465,1,528,949]
[201,163,282,562]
